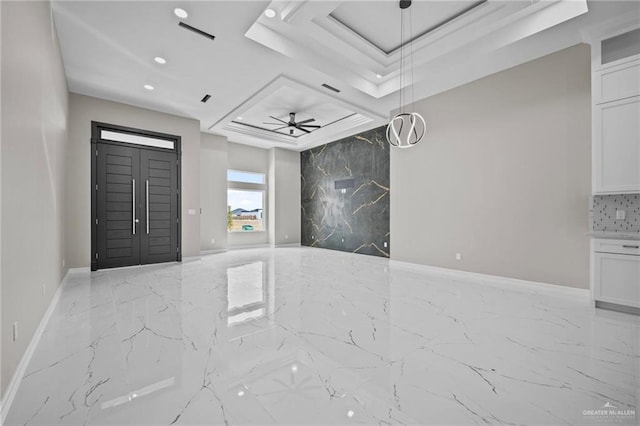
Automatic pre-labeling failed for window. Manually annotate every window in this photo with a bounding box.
[100,130,175,150]
[227,170,264,184]
[227,170,266,232]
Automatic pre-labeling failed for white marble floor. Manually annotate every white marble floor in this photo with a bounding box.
[5,247,639,425]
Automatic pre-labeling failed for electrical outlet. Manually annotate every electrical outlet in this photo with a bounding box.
[285,234,288,240]
[616,210,626,220]
[62,258,65,268]
[311,235,315,240]
[341,238,344,243]
[456,253,462,261]
[13,322,18,341]
[211,238,215,245]
[383,242,388,248]
[42,283,46,297]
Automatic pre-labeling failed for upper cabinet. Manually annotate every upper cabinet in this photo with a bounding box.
[592,27,640,194]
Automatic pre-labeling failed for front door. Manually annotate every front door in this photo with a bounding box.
[139,149,179,265]
[92,123,180,270]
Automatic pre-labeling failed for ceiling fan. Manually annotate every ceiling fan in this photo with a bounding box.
[263,112,321,135]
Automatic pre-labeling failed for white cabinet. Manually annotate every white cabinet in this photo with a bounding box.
[593,97,640,193]
[594,60,640,104]
[591,239,640,310]
[591,27,640,195]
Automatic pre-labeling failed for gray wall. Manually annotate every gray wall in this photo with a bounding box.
[269,148,301,246]
[200,133,229,252]
[301,126,390,257]
[391,44,591,289]
[1,0,69,396]
[66,94,201,267]
[227,142,269,247]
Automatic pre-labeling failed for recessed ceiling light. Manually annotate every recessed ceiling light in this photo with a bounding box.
[264,8,276,18]
[174,8,188,19]
[144,84,155,91]
[376,74,383,79]
[236,116,243,120]
[154,56,167,64]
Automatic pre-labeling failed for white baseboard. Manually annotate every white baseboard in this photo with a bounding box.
[0,269,70,424]
[227,244,270,250]
[388,260,589,298]
[199,249,227,256]
[67,266,89,274]
[274,243,301,248]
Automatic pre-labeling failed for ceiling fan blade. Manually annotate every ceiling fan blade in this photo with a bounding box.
[269,115,288,124]
[296,118,315,125]
[297,126,311,134]
[262,122,284,125]
[299,125,320,129]
[272,125,289,131]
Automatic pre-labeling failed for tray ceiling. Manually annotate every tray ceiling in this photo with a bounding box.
[50,0,640,151]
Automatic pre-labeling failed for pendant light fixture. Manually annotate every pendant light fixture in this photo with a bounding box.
[386,0,426,148]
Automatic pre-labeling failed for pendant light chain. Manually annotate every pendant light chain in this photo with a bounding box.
[386,0,427,149]
[399,8,404,115]
[409,4,415,112]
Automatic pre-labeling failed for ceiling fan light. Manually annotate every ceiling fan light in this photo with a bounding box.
[264,8,276,18]
[174,8,188,19]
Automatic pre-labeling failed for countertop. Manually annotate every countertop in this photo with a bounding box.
[588,231,640,241]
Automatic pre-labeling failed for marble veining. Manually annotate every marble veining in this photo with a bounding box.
[591,193,640,233]
[301,126,390,257]
[4,247,639,425]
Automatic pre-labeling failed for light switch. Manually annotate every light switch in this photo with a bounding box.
[616,210,626,220]
[188,209,196,215]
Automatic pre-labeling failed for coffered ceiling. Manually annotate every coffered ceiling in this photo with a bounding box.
[51,0,640,151]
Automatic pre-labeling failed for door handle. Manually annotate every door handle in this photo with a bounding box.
[132,179,136,235]
[146,180,150,234]
[623,245,639,249]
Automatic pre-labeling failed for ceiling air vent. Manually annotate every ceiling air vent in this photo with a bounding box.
[321,83,340,93]
[200,94,211,103]
[178,22,215,41]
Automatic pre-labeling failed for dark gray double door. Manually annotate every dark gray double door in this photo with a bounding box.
[96,143,179,269]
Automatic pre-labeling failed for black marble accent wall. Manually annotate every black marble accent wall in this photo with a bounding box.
[301,126,390,257]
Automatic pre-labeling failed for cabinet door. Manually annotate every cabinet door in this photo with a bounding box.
[594,60,640,104]
[593,252,640,308]
[593,97,640,194]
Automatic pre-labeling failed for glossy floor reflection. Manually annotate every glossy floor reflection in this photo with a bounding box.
[5,247,639,425]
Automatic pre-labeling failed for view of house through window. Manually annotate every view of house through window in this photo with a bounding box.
[227,170,266,232]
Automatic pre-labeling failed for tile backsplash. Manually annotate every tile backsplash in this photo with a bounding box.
[590,193,640,233]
